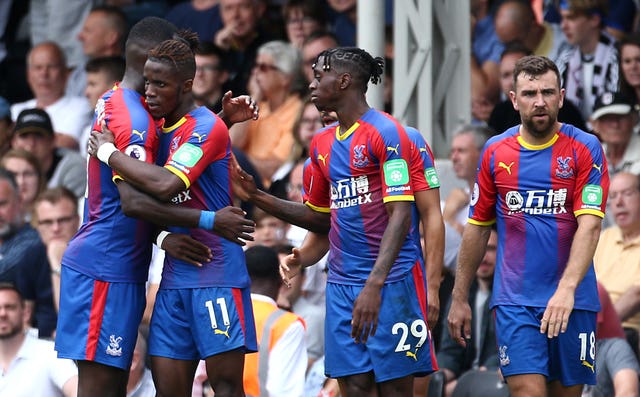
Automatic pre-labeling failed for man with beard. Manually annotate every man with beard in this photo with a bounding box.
[448,55,609,397]
[0,282,77,396]
[0,169,56,338]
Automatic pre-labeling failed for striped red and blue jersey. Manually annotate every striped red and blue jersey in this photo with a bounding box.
[469,124,609,312]
[156,106,248,289]
[304,108,421,285]
[63,85,159,283]
[406,126,440,267]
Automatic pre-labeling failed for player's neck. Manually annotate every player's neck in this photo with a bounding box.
[519,122,560,146]
[337,102,370,132]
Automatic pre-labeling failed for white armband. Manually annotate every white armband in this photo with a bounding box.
[155,231,171,249]
[97,142,118,165]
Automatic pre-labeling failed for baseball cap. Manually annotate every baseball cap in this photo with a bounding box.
[591,92,634,121]
[14,108,53,136]
[0,97,9,119]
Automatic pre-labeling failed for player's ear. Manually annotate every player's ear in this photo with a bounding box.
[183,78,193,93]
[338,72,351,90]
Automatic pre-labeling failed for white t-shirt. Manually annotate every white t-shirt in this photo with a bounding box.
[0,334,77,396]
[11,96,92,142]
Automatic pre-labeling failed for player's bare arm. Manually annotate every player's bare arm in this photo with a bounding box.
[280,231,330,287]
[448,223,492,347]
[231,163,330,233]
[351,200,413,344]
[415,188,445,329]
[90,124,186,201]
[117,180,254,245]
[540,213,602,338]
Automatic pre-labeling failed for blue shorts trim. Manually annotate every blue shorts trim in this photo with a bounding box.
[149,287,257,360]
[325,265,437,382]
[495,305,596,386]
[55,266,146,370]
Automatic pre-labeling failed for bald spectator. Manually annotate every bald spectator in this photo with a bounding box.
[68,5,127,98]
[595,173,640,356]
[10,42,92,150]
[11,109,86,198]
[494,0,571,62]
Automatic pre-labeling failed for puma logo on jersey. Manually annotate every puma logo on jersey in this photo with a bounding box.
[386,144,399,155]
[581,360,594,373]
[214,326,230,339]
[132,129,145,140]
[498,161,515,175]
[192,132,207,143]
[317,153,328,166]
[592,163,602,173]
[406,351,418,361]
[419,147,427,153]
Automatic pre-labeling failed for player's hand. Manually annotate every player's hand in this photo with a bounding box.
[230,158,258,201]
[161,233,212,267]
[426,287,440,331]
[280,247,302,288]
[221,91,259,126]
[540,287,575,338]
[351,283,382,344]
[447,297,472,347]
[88,121,116,158]
[212,206,255,245]
[214,23,236,50]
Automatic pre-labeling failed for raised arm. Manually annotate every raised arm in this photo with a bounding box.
[117,180,254,245]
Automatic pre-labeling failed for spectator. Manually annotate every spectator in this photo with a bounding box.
[594,172,640,359]
[165,0,223,43]
[438,228,499,397]
[0,96,13,157]
[79,55,126,155]
[244,245,307,397]
[488,42,587,134]
[10,42,92,150]
[1,149,45,221]
[590,92,640,175]
[588,283,640,397]
[301,31,338,84]
[252,207,290,248]
[29,0,98,75]
[556,0,619,121]
[193,42,229,113]
[70,5,128,98]
[326,0,356,47]
[0,169,56,338]
[230,40,303,185]
[126,331,156,397]
[11,108,86,198]
[494,0,571,62]
[0,282,77,397]
[31,187,80,313]
[443,125,491,238]
[215,0,273,96]
[618,32,640,107]
[470,0,504,123]
[282,0,328,49]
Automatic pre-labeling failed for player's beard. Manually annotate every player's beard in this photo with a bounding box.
[522,109,558,138]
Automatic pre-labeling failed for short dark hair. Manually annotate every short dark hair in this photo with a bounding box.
[126,16,177,49]
[0,282,23,304]
[148,30,199,81]
[245,245,280,282]
[500,41,532,60]
[194,42,228,71]
[85,56,125,83]
[282,0,328,28]
[512,55,561,91]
